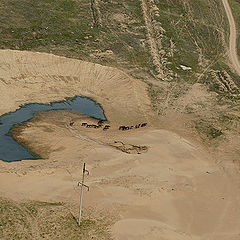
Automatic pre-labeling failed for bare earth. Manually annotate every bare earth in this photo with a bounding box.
[0,50,240,240]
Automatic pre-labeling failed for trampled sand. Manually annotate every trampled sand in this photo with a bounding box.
[0,50,240,240]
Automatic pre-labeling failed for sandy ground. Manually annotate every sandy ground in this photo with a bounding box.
[0,50,240,239]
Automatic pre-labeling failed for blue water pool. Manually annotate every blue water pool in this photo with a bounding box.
[0,96,106,162]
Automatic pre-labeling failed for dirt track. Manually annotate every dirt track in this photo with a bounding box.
[222,0,240,76]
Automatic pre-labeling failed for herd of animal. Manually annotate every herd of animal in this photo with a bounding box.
[81,120,110,131]
[119,123,147,130]
[69,120,147,131]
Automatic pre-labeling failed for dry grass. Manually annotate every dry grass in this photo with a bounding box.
[0,198,113,240]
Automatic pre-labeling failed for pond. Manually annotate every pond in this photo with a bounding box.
[0,96,106,162]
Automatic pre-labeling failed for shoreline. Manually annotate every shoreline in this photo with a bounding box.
[0,96,106,162]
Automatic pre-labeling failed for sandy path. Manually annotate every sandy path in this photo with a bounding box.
[222,0,240,76]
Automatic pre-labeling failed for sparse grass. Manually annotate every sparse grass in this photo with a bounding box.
[0,0,236,86]
[0,198,113,240]
[0,199,33,240]
[0,0,152,75]
[195,120,223,140]
[154,0,228,83]
[0,0,94,50]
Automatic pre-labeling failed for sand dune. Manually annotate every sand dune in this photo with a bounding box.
[0,50,240,240]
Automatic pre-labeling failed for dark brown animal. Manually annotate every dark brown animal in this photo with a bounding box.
[98,120,104,126]
[81,123,87,126]
[141,123,147,127]
[121,126,129,130]
[69,121,74,126]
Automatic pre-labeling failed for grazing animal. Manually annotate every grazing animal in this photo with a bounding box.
[86,124,93,128]
[98,120,104,126]
[119,126,127,130]
[81,122,87,126]
[121,126,129,130]
[103,126,109,131]
[103,125,110,130]
[69,121,74,126]
[120,124,147,131]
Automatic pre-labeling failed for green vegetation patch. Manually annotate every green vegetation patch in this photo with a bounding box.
[154,0,228,83]
[195,120,223,140]
[0,199,33,240]
[0,0,97,52]
[0,0,152,75]
[0,198,112,240]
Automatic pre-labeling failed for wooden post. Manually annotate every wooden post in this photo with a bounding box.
[78,163,89,226]
[90,0,98,27]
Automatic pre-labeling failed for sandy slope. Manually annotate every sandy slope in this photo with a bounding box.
[0,126,240,240]
[0,50,153,124]
[222,0,240,76]
[0,50,240,239]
